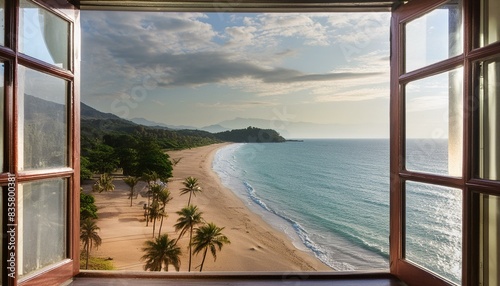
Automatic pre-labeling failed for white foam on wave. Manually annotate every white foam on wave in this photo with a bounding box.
[213,145,343,269]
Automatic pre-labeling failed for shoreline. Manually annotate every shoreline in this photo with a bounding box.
[84,142,331,272]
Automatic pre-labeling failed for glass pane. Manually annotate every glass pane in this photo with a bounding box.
[19,0,69,69]
[405,1,462,72]
[479,193,500,286]
[0,186,3,285]
[19,178,67,276]
[18,66,68,171]
[478,59,500,180]
[405,68,463,176]
[0,0,4,46]
[480,0,500,47]
[405,181,462,285]
[0,63,3,172]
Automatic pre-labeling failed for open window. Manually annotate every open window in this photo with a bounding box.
[391,0,500,285]
[0,0,498,285]
[0,0,80,285]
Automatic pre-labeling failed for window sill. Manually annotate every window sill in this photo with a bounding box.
[69,271,406,286]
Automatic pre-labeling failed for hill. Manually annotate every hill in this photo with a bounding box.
[80,103,287,151]
[216,126,285,143]
[81,103,221,151]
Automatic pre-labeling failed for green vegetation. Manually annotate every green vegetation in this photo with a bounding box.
[215,126,286,143]
[157,188,173,237]
[80,156,93,180]
[92,173,115,193]
[80,256,114,270]
[124,176,140,207]
[174,205,204,272]
[81,102,221,154]
[180,176,202,206]
[136,176,230,272]
[80,192,98,220]
[141,234,181,272]
[192,222,231,272]
[80,218,102,270]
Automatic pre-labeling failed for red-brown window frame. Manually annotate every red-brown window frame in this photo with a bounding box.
[0,0,81,285]
[391,0,500,286]
[0,0,498,285]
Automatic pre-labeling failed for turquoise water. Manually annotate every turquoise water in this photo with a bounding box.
[212,139,461,284]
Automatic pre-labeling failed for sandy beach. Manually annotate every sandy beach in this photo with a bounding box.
[82,143,331,272]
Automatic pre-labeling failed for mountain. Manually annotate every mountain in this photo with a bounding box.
[129,117,170,128]
[79,103,286,152]
[200,124,229,133]
[130,117,198,130]
[80,103,222,151]
[215,126,285,143]
[81,102,124,121]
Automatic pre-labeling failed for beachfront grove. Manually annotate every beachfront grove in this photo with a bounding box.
[80,174,230,272]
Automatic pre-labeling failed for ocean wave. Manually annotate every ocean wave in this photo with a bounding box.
[241,181,352,270]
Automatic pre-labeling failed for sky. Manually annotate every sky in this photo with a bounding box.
[81,11,392,138]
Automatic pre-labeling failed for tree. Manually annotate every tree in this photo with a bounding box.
[80,191,98,220]
[80,218,102,270]
[148,201,161,238]
[192,222,230,272]
[180,176,202,206]
[142,171,159,186]
[157,188,173,237]
[141,234,181,272]
[92,173,115,193]
[174,205,203,272]
[86,142,119,174]
[142,173,160,226]
[123,176,140,207]
[149,181,163,203]
[134,137,173,181]
[80,156,93,180]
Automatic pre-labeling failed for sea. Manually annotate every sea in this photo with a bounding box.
[212,139,462,284]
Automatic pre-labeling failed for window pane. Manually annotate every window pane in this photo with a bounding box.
[480,0,500,47]
[19,0,69,69]
[19,178,67,276]
[18,66,68,171]
[479,193,500,286]
[478,59,500,180]
[0,0,4,46]
[405,68,463,176]
[0,63,4,172]
[0,187,3,285]
[405,1,462,72]
[405,181,462,285]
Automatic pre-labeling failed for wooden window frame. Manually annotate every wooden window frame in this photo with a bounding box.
[391,0,500,285]
[0,0,80,285]
[0,0,497,285]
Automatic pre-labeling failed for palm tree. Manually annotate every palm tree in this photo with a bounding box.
[141,172,159,225]
[142,171,159,188]
[141,234,181,272]
[149,201,161,237]
[123,176,139,207]
[149,183,164,204]
[174,205,203,272]
[80,218,102,269]
[157,188,173,237]
[192,222,230,272]
[180,177,202,206]
[92,173,115,193]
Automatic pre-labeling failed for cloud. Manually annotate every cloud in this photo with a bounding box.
[315,88,389,102]
[82,11,390,103]
[197,101,279,110]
